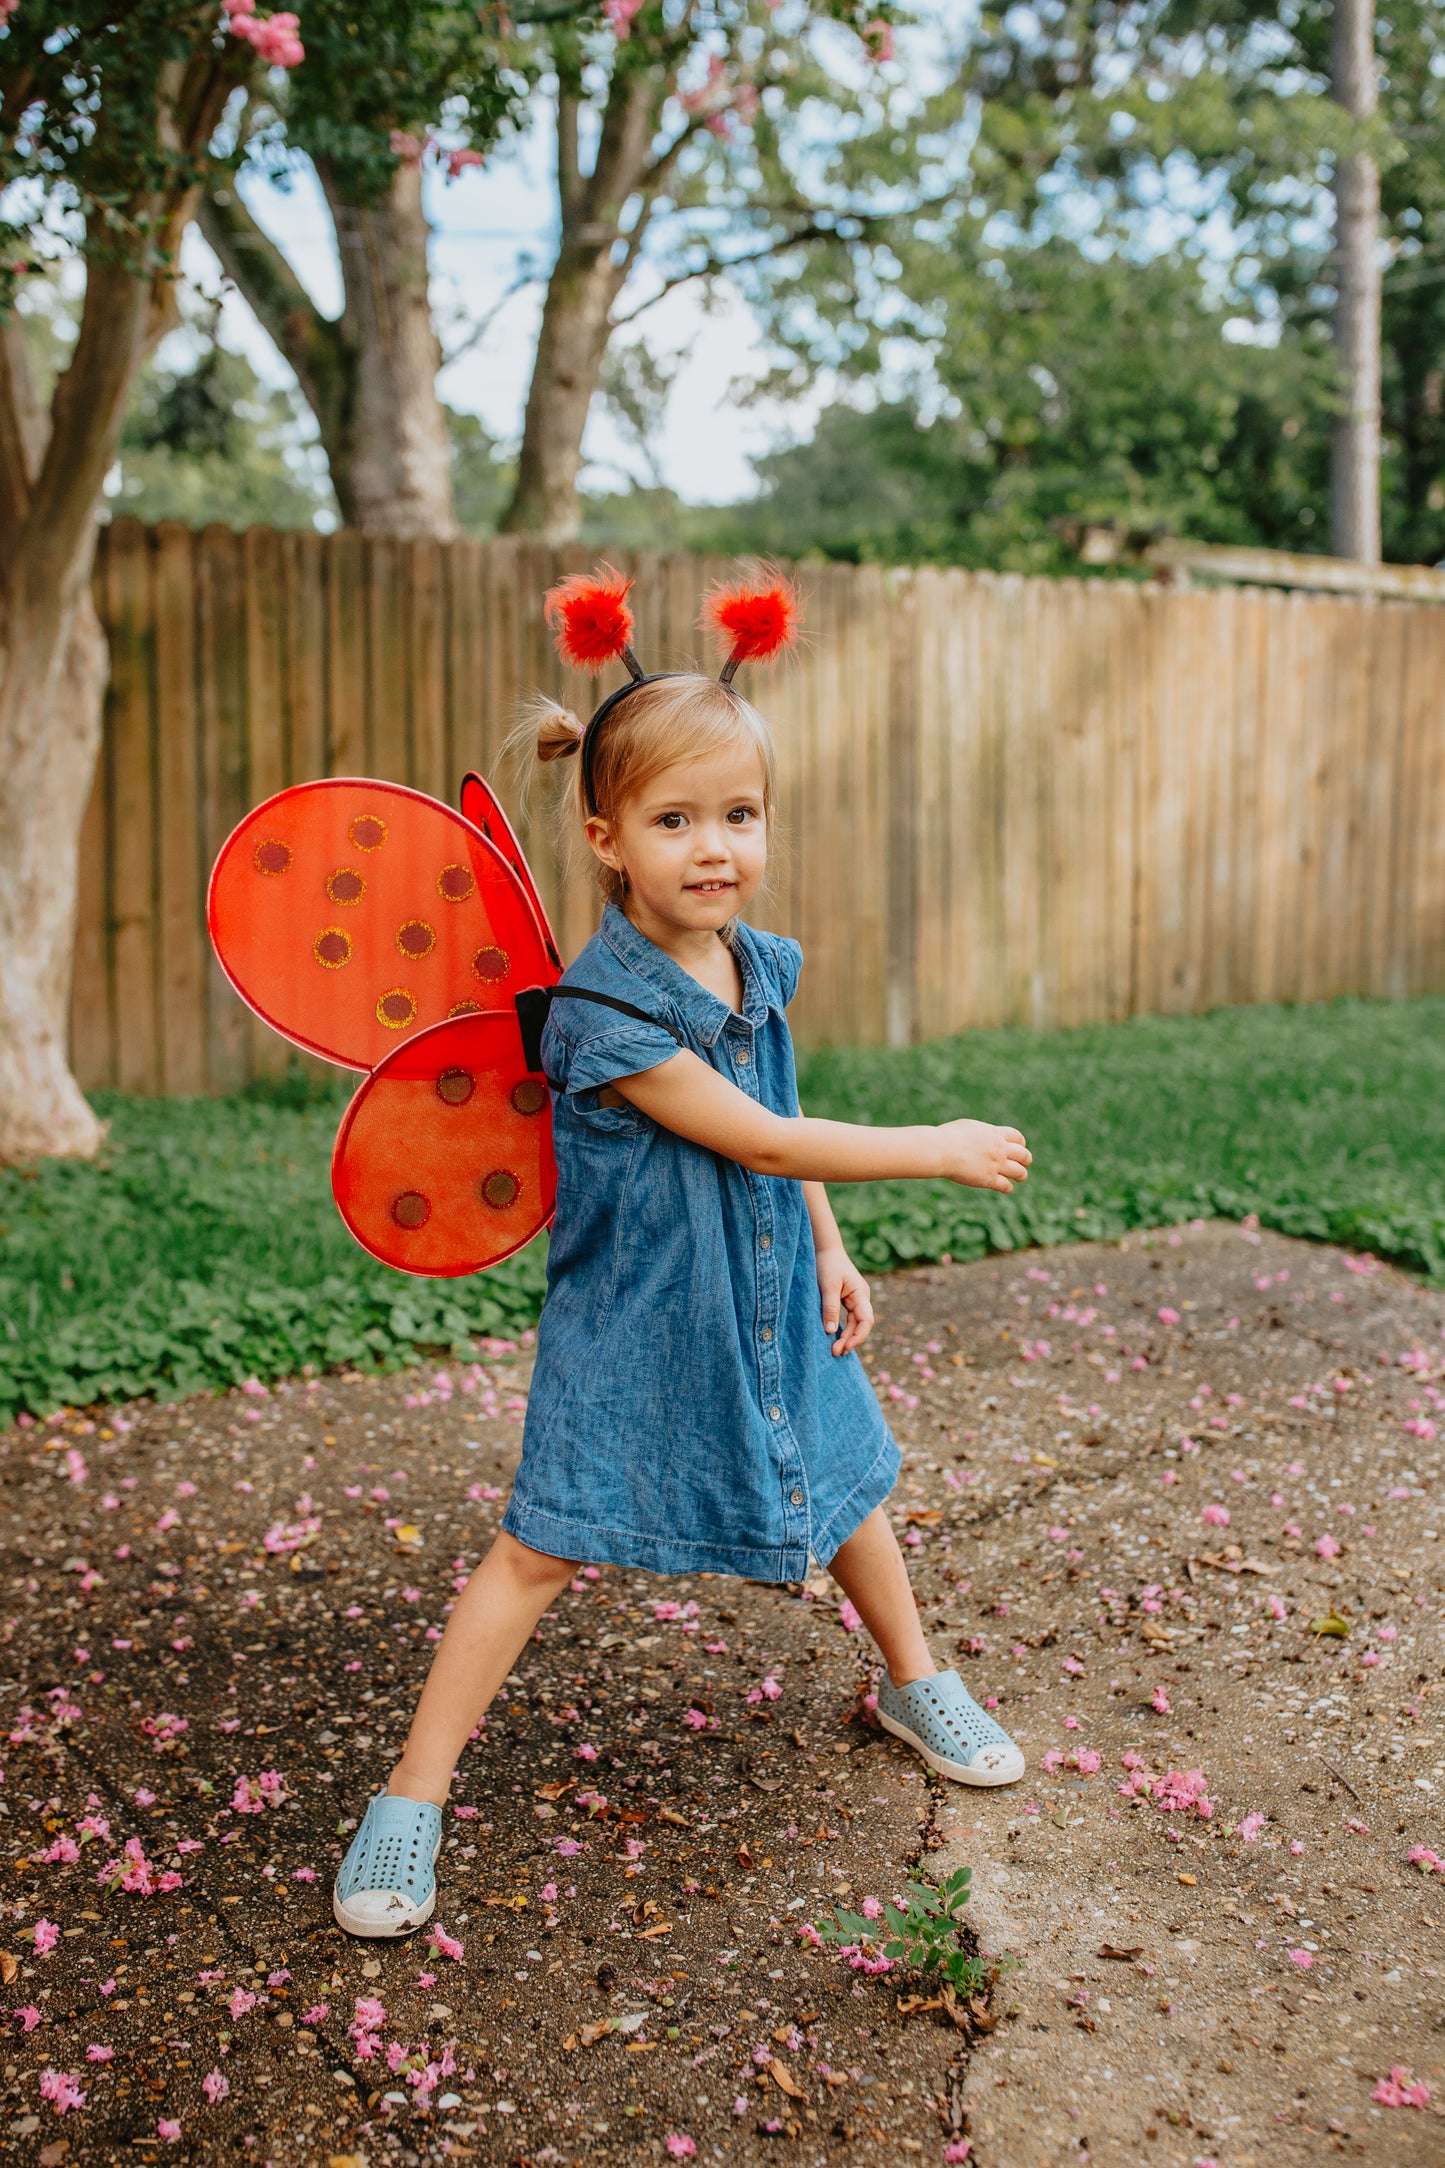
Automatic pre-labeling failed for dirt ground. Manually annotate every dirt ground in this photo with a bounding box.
[0,1220,1441,2167]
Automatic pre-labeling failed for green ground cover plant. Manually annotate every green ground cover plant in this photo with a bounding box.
[801,996,1445,1284]
[1,996,1441,1423]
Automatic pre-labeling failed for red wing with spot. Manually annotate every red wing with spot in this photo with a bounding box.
[459,770,559,966]
[207,777,556,1072]
[331,1012,556,1275]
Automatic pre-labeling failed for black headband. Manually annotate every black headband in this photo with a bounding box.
[579,671,687,817]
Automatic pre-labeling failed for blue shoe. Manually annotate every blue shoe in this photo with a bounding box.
[876,1669,1025,1786]
[333,1792,444,1937]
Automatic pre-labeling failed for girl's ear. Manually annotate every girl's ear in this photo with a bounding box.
[584,814,624,872]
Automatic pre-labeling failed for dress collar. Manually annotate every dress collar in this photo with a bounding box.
[599,901,773,1046]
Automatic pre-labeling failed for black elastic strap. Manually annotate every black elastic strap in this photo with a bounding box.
[514,983,685,1076]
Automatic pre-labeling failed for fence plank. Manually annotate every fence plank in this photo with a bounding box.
[153,524,206,1095]
[69,744,112,1091]
[74,519,1445,1095]
[102,521,160,1094]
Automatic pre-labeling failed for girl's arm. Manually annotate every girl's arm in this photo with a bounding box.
[803,1178,874,1355]
[610,1048,1030,1191]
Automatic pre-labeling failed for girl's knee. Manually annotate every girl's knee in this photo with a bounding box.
[493,1530,578,1590]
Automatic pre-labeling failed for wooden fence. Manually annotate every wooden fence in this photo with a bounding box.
[74,516,1445,1093]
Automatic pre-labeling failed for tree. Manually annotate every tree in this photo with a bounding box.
[1331,0,1381,560]
[496,0,904,544]
[196,0,534,539]
[692,245,1333,569]
[0,0,298,1162]
[738,0,1445,567]
[9,270,340,530]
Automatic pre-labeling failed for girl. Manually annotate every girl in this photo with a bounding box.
[334,570,1031,1937]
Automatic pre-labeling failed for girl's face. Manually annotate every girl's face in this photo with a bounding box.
[586,744,769,938]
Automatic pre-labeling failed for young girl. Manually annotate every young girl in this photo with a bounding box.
[334,570,1031,1937]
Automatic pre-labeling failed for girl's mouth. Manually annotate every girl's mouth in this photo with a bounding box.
[686,880,735,894]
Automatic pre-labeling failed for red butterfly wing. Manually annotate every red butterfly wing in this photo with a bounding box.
[331,1012,555,1276]
[459,771,560,966]
[208,778,554,1071]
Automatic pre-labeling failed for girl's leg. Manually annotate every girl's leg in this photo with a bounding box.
[826,1505,936,1688]
[387,1530,578,1806]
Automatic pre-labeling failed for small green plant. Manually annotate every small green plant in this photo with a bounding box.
[814,1866,990,1996]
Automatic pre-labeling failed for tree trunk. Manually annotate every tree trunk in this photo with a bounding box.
[0,47,239,1162]
[0,575,108,1162]
[1331,0,1382,563]
[500,75,659,544]
[204,160,458,538]
[0,257,157,1164]
[500,243,628,542]
[317,160,459,538]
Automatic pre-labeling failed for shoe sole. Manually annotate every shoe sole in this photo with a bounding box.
[877,1709,1025,1787]
[332,1833,442,1939]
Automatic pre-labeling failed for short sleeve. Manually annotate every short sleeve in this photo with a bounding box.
[544,996,682,1099]
[748,929,802,1009]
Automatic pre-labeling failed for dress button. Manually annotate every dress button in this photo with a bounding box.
[759,1233,771,1251]
[760,1326,773,1343]
[790,1489,804,1507]
[769,1405,781,1421]
[736,1049,750,1066]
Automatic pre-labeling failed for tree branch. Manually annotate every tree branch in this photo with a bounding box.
[3,50,241,601]
[0,314,48,541]
[440,267,547,365]
[196,182,351,450]
[584,67,661,234]
[607,205,921,327]
[557,83,584,225]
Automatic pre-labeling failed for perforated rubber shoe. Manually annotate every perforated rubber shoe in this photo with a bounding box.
[875,1668,1025,1786]
[333,1792,444,1937]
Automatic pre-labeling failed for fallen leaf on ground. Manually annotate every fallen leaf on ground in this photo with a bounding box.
[769,2059,805,2098]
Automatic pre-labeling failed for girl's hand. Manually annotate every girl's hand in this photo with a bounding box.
[816,1244,874,1355]
[939,1120,1031,1192]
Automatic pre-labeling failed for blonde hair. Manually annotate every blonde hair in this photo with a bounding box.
[522,673,777,909]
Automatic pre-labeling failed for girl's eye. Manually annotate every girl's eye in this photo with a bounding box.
[727,806,759,825]
[658,812,686,830]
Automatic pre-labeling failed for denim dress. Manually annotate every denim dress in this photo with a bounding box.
[502,902,901,1581]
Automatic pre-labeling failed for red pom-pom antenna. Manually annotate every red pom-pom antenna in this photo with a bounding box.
[702,571,801,683]
[544,565,639,676]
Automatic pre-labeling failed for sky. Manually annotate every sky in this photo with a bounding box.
[199,102,830,507]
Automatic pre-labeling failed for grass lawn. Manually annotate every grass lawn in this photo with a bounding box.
[2,995,1442,1423]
